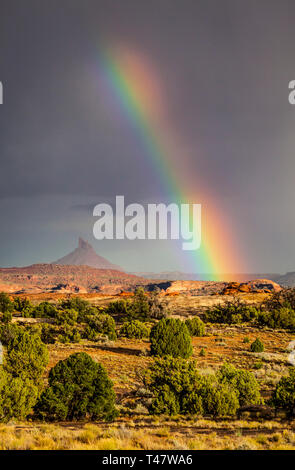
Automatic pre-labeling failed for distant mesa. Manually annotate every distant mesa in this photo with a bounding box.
[52,238,123,272]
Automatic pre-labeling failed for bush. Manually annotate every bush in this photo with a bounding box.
[35,352,118,421]
[150,318,192,358]
[128,287,150,320]
[107,299,130,316]
[0,293,13,313]
[144,357,200,415]
[59,297,93,322]
[0,368,38,422]
[148,288,169,319]
[204,299,259,325]
[250,338,264,353]
[185,317,205,336]
[1,311,12,324]
[0,323,22,346]
[264,288,295,311]
[13,297,33,315]
[40,324,57,344]
[84,326,98,341]
[201,381,239,417]
[271,367,295,415]
[120,320,150,339]
[218,363,262,406]
[32,302,58,319]
[257,307,295,330]
[55,309,78,326]
[107,288,167,321]
[144,357,239,417]
[86,314,116,340]
[5,330,49,384]
[57,326,81,344]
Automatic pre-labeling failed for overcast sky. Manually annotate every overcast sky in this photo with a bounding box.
[0,0,295,273]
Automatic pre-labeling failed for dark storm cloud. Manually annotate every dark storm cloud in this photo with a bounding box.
[0,0,295,271]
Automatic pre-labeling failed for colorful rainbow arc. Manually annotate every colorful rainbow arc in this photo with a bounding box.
[97,44,245,279]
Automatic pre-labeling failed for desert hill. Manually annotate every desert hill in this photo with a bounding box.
[53,238,123,271]
[0,262,282,296]
[0,263,143,294]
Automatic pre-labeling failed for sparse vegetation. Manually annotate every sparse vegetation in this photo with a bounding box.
[0,289,294,449]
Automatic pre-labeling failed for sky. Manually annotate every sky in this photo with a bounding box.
[0,0,295,274]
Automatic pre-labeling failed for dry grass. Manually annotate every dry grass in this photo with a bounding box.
[1,418,295,450]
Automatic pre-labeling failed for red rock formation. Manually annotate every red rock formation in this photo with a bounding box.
[53,238,123,271]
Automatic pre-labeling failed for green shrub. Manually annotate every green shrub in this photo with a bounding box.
[84,326,98,341]
[199,348,206,357]
[257,307,295,330]
[57,326,81,344]
[55,308,78,326]
[201,381,239,417]
[86,313,116,340]
[128,287,150,320]
[0,293,13,313]
[5,330,49,384]
[34,352,118,421]
[150,318,192,358]
[40,324,57,344]
[144,357,200,415]
[185,317,205,336]
[253,361,263,370]
[250,338,264,353]
[264,288,295,311]
[13,297,33,315]
[32,302,58,319]
[204,299,259,325]
[243,337,250,343]
[0,323,22,346]
[107,288,167,321]
[59,297,93,322]
[218,363,262,406]
[107,299,130,316]
[271,367,295,415]
[120,320,150,339]
[144,357,239,417]
[0,369,38,422]
[1,311,12,324]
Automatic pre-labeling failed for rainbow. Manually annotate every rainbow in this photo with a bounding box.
[97,43,246,279]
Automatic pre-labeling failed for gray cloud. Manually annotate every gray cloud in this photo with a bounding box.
[0,0,295,272]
